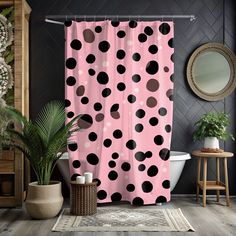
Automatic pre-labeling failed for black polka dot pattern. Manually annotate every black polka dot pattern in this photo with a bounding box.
[132,74,141,83]
[121,162,131,171]
[135,109,145,118]
[162,180,170,189]
[88,132,97,141]
[135,151,146,162]
[117,30,126,38]
[98,41,110,52]
[111,21,120,27]
[86,54,96,64]
[126,184,135,192]
[66,58,77,69]
[111,192,122,201]
[109,160,116,168]
[94,102,102,111]
[159,148,170,161]
[127,94,136,103]
[156,196,167,203]
[154,135,164,145]
[67,111,74,118]
[138,33,147,42]
[95,26,102,33]
[72,160,81,168]
[102,88,111,97]
[97,71,109,84]
[65,20,72,27]
[70,39,82,50]
[97,190,107,200]
[135,123,143,132]
[65,99,71,107]
[138,164,146,171]
[68,143,78,151]
[129,20,137,28]
[144,26,153,36]
[117,65,126,74]
[147,165,158,177]
[142,181,153,193]
[146,60,159,75]
[86,153,99,165]
[126,140,137,150]
[159,23,171,35]
[71,173,80,181]
[108,170,118,180]
[148,45,158,54]
[116,49,126,60]
[103,139,112,148]
[81,97,89,104]
[132,53,141,61]
[113,129,123,139]
[132,197,144,206]
[117,82,126,91]
[66,21,174,205]
[66,76,76,86]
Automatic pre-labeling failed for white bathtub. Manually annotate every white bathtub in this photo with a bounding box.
[57,151,191,192]
[170,151,191,191]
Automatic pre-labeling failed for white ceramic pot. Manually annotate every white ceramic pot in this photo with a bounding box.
[204,137,219,149]
[25,181,63,219]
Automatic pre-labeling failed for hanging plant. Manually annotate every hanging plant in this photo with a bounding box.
[0,57,13,98]
[0,14,13,53]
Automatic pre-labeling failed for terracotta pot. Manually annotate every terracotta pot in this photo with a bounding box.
[25,181,63,219]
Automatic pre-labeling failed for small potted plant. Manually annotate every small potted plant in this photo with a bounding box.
[193,112,234,151]
[5,100,80,219]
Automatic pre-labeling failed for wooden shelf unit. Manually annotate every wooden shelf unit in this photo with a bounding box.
[0,0,31,207]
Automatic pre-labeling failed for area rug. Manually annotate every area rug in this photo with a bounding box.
[52,208,195,232]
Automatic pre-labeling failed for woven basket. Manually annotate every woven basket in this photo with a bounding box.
[70,181,97,216]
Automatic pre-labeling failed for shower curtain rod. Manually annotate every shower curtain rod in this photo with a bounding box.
[45,14,196,25]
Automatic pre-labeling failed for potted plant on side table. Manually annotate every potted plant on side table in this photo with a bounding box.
[5,100,80,219]
[193,112,234,152]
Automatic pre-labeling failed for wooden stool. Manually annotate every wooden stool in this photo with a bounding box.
[192,150,233,207]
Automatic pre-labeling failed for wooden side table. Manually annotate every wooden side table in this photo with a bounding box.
[192,150,233,207]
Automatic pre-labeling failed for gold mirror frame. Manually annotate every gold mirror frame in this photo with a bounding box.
[187,43,236,101]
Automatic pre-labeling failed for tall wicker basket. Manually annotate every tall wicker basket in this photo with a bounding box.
[70,181,97,216]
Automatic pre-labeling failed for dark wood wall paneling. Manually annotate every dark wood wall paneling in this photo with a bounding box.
[27,0,236,195]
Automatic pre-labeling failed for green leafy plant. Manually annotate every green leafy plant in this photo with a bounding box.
[5,100,81,185]
[193,112,234,142]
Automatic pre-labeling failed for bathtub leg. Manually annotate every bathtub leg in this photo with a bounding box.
[196,158,201,202]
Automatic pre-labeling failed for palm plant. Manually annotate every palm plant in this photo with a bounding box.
[5,100,80,185]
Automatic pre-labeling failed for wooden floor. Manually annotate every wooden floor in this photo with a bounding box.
[0,197,236,236]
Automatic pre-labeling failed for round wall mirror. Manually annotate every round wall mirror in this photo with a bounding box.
[187,43,236,101]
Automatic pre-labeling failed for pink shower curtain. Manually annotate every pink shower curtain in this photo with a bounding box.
[65,20,174,205]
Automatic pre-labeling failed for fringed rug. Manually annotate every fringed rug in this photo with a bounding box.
[52,208,195,232]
